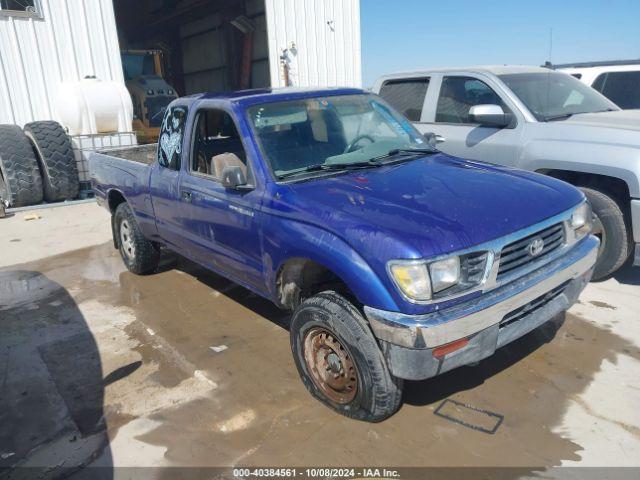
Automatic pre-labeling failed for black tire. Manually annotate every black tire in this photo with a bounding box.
[581,187,632,279]
[23,121,79,202]
[0,172,8,204]
[290,291,403,422]
[114,203,160,275]
[0,124,43,207]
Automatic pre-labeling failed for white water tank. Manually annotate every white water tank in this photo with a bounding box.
[54,77,133,136]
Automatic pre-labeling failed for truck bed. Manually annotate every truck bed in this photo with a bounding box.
[97,143,157,164]
[89,144,157,217]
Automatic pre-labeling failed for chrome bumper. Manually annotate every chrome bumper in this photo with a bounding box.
[365,235,599,349]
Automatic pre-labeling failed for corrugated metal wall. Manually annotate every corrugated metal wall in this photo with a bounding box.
[0,0,362,128]
[0,0,123,127]
[265,0,361,88]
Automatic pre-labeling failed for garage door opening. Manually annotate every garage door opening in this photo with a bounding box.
[113,0,270,142]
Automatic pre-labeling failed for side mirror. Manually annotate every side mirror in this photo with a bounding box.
[221,165,248,189]
[469,104,514,128]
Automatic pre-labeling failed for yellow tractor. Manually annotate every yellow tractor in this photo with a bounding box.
[121,50,178,143]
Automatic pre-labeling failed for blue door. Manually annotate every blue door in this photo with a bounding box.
[177,107,265,292]
[150,105,189,249]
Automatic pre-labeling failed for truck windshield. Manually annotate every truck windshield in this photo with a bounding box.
[247,94,427,180]
[121,53,156,80]
[499,72,618,121]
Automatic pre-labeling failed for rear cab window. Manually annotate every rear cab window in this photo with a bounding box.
[378,78,430,122]
[158,106,188,170]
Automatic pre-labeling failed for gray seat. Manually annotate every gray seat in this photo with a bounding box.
[211,152,247,179]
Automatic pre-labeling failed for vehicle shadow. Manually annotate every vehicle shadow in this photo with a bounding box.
[157,250,290,329]
[608,258,640,286]
[0,270,117,479]
[465,126,501,147]
[403,314,564,406]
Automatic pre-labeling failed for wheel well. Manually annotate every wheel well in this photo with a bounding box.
[108,190,126,213]
[538,169,630,205]
[276,258,358,310]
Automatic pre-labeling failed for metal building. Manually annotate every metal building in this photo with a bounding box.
[0,0,362,128]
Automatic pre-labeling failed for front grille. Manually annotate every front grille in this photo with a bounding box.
[463,251,489,284]
[432,251,489,299]
[497,223,565,279]
[500,280,570,329]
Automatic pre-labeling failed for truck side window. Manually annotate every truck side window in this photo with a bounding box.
[190,109,249,182]
[158,106,187,170]
[435,76,509,124]
[378,78,430,121]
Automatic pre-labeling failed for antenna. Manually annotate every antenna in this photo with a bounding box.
[548,27,554,66]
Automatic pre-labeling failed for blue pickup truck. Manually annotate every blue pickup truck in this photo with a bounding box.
[90,87,599,421]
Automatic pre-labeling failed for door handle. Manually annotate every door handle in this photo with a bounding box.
[434,134,446,143]
[181,190,192,202]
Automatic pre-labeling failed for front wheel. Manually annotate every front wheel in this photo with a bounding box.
[114,203,160,275]
[290,291,403,422]
[580,187,632,279]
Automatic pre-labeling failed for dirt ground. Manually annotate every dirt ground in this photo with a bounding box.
[1,203,639,479]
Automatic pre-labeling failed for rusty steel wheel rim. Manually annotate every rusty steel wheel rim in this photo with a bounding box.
[303,327,358,404]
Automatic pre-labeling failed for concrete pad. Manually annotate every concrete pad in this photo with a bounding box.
[0,202,111,268]
[0,202,639,476]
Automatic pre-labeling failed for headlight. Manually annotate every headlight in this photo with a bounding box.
[388,261,431,301]
[388,252,488,302]
[571,202,593,239]
[429,256,460,293]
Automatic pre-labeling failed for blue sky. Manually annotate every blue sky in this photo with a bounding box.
[360,0,640,86]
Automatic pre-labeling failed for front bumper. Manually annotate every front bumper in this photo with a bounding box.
[632,199,640,266]
[364,235,599,380]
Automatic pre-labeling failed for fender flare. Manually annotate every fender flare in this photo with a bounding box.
[264,218,401,312]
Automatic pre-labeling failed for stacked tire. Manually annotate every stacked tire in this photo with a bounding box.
[0,121,78,207]
[0,125,43,207]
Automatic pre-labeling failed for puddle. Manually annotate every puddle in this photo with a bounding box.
[1,242,638,471]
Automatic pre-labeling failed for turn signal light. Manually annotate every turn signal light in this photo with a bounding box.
[432,338,469,359]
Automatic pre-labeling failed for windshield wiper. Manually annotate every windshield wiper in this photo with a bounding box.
[388,147,437,156]
[277,160,380,180]
[544,107,617,122]
[372,147,438,163]
[544,113,575,122]
[277,148,438,180]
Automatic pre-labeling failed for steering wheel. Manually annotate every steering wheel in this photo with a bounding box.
[344,134,375,153]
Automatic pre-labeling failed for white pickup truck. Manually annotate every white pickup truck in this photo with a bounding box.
[373,65,640,279]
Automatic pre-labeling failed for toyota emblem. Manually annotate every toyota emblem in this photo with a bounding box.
[527,237,545,257]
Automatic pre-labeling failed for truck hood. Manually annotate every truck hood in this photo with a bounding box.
[276,153,584,261]
[562,109,640,132]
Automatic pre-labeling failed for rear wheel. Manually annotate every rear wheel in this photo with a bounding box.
[114,203,160,275]
[580,187,632,279]
[290,291,403,422]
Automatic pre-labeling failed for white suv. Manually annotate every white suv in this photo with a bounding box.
[555,60,640,110]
